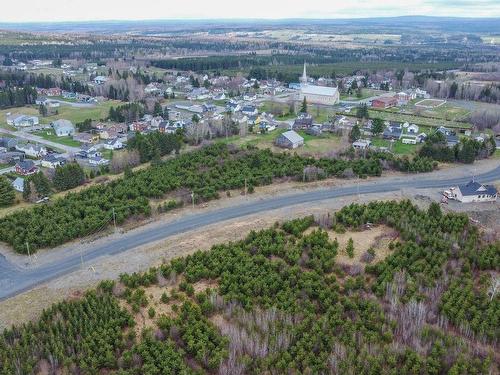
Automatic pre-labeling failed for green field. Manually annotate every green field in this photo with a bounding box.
[365,109,471,129]
[370,138,418,155]
[340,88,382,101]
[0,100,121,129]
[33,130,81,147]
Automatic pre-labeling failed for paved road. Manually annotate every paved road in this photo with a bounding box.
[1,164,500,300]
[0,128,80,156]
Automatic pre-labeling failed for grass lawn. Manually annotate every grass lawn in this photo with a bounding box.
[365,109,471,129]
[0,101,121,130]
[33,130,81,147]
[220,129,343,156]
[370,138,419,155]
[340,88,382,101]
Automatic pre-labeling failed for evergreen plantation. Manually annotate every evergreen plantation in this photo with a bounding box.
[0,200,498,374]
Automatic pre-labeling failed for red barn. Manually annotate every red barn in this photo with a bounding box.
[372,96,398,109]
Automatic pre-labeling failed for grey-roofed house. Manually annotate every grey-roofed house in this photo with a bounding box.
[449,180,497,203]
[446,134,459,148]
[12,177,24,192]
[41,154,66,169]
[0,137,18,150]
[15,160,38,176]
[383,126,402,140]
[275,130,304,149]
[52,119,75,137]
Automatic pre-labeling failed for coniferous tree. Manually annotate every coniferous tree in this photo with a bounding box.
[0,176,15,207]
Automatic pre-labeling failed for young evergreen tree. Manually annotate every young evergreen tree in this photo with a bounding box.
[300,97,308,113]
[0,176,15,207]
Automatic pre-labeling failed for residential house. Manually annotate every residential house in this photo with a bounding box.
[306,125,323,137]
[446,134,459,148]
[383,126,403,140]
[447,180,497,203]
[293,114,314,130]
[89,156,109,166]
[12,177,24,192]
[395,92,411,106]
[151,116,164,129]
[0,152,24,164]
[241,105,258,116]
[372,96,398,109]
[73,132,98,144]
[247,114,261,126]
[352,139,371,150]
[15,160,38,175]
[0,137,17,150]
[407,124,419,134]
[415,88,430,99]
[227,102,241,113]
[52,119,75,137]
[401,135,418,145]
[129,121,149,133]
[275,130,304,149]
[93,76,108,85]
[15,143,47,158]
[41,154,66,168]
[6,114,39,127]
[103,138,123,150]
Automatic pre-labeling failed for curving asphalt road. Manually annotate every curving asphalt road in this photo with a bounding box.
[1,164,500,300]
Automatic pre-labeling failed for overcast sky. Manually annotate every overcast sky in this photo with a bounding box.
[0,0,499,22]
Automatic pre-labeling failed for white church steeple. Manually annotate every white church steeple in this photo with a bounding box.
[301,61,308,84]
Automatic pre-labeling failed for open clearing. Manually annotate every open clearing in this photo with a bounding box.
[415,99,447,108]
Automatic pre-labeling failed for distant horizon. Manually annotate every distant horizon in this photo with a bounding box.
[1,15,500,25]
[1,0,499,23]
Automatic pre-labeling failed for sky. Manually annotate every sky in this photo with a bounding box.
[0,0,499,23]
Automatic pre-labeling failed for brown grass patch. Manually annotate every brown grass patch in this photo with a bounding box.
[329,225,397,266]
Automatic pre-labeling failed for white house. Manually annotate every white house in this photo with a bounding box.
[41,154,66,169]
[352,139,371,149]
[103,138,123,150]
[89,156,109,166]
[94,76,108,85]
[52,119,75,137]
[15,143,47,158]
[446,180,498,203]
[12,177,24,192]
[407,124,419,134]
[6,114,39,127]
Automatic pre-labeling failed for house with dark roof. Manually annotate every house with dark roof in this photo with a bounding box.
[448,180,497,203]
[293,114,313,130]
[15,160,38,176]
[383,126,402,140]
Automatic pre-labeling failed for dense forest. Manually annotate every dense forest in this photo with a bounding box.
[1,200,498,374]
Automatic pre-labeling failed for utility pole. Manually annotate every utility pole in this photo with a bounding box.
[244,178,247,197]
[25,242,31,263]
[191,191,195,209]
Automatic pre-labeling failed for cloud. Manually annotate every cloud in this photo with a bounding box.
[0,0,498,22]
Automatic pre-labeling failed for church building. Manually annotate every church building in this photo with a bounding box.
[298,63,340,106]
